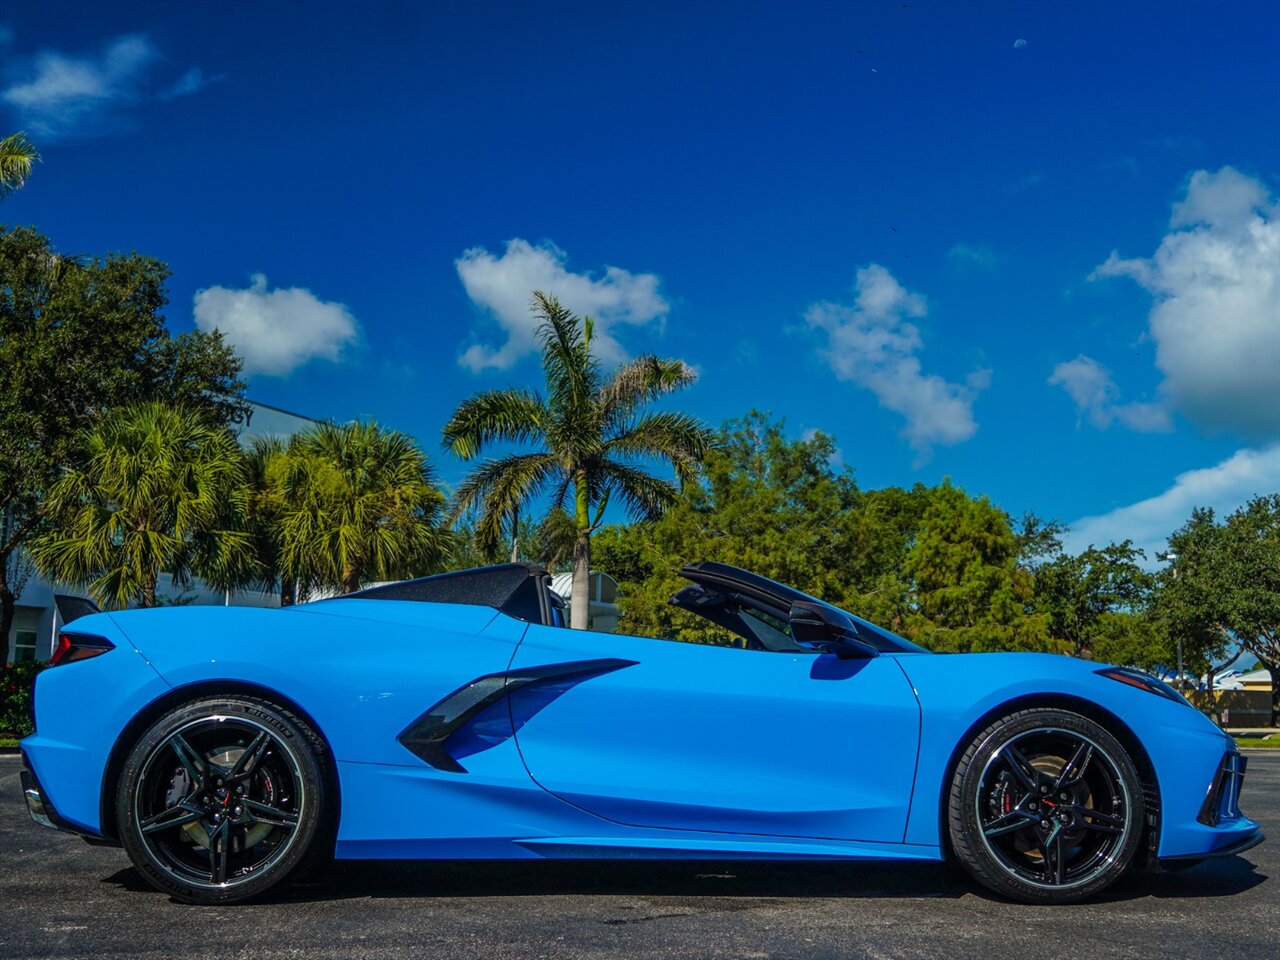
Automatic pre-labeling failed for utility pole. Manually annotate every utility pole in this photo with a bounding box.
[1164,551,1184,689]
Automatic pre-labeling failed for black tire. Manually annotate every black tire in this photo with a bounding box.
[948,708,1144,904]
[117,695,333,904]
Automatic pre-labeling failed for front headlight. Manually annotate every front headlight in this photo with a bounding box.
[1095,666,1195,708]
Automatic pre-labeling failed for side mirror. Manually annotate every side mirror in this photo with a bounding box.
[789,601,879,660]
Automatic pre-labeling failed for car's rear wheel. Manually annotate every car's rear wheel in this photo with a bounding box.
[117,696,330,904]
[948,708,1144,904]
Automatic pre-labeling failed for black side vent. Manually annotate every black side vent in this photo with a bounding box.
[398,658,638,773]
[1197,752,1247,827]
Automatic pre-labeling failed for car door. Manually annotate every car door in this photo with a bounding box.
[508,623,922,844]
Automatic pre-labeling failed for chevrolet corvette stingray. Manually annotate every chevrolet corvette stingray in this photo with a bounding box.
[20,562,1262,904]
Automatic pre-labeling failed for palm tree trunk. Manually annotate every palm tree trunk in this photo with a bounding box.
[141,576,157,608]
[571,471,590,630]
[280,577,295,608]
[342,567,361,594]
[571,534,590,630]
[510,506,519,564]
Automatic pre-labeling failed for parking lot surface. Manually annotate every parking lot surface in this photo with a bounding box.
[1,752,1275,960]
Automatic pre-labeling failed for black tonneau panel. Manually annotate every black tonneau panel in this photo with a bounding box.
[346,563,549,622]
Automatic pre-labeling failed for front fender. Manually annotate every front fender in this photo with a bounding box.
[899,653,1141,846]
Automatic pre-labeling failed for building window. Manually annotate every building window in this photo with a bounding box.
[11,629,37,663]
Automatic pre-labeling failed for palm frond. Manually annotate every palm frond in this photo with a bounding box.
[532,291,599,412]
[447,452,562,542]
[441,388,548,460]
[599,356,697,426]
[605,411,716,487]
[596,460,681,524]
[0,131,39,198]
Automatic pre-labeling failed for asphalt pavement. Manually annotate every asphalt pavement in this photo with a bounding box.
[1,752,1276,960]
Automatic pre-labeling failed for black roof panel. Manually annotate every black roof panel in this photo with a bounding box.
[345,563,547,615]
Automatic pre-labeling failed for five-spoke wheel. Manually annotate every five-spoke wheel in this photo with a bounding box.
[949,709,1145,903]
[118,696,331,904]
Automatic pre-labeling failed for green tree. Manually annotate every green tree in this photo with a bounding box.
[444,292,713,629]
[593,412,867,643]
[1158,497,1280,723]
[0,227,244,633]
[264,421,448,597]
[1034,541,1153,657]
[29,404,252,608]
[593,415,1062,654]
[906,482,1054,653]
[1088,611,1172,672]
[0,132,38,198]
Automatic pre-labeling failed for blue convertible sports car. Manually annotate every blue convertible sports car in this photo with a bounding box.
[21,562,1263,904]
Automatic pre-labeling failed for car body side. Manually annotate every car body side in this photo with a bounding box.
[21,600,1257,864]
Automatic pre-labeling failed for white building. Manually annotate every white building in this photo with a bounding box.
[4,401,321,663]
[549,570,621,633]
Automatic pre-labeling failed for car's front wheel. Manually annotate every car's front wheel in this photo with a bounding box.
[117,695,331,904]
[948,708,1145,904]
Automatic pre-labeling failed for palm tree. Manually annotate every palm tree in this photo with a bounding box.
[29,403,252,609]
[444,292,714,629]
[269,421,448,596]
[0,132,39,198]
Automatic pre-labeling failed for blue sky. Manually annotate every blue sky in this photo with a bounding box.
[2,0,1277,561]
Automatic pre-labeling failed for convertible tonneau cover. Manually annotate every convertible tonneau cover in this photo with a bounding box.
[345,563,559,624]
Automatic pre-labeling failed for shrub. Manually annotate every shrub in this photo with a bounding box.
[1,661,47,736]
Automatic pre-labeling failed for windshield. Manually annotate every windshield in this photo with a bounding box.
[673,562,930,654]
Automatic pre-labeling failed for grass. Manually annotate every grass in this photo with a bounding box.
[1234,734,1280,749]
[0,736,20,749]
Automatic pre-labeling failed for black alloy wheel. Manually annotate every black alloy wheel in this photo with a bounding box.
[118,696,332,904]
[949,708,1145,904]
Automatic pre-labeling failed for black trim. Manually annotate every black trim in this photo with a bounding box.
[397,658,638,772]
[1158,831,1265,863]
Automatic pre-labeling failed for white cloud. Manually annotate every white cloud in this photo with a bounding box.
[193,274,360,377]
[1065,442,1280,563]
[1,34,209,139]
[805,263,990,459]
[1088,167,1280,438]
[455,239,669,372]
[157,67,216,102]
[946,242,1000,270]
[1049,355,1172,432]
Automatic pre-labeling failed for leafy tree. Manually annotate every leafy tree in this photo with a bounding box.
[1033,541,1153,657]
[1011,511,1067,568]
[594,416,1060,653]
[451,509,575,571]
[1158,496,1280,723]
[592,413,862,644]
[0,132,38,198]
[1088,611,1173,672]
[0,227,244,633]
[444,292,713,629]
[906,482,1054,653]
[29,403,252,608]
[264,421,448,597]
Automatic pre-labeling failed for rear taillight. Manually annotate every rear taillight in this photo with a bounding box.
[49,632,114,667]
